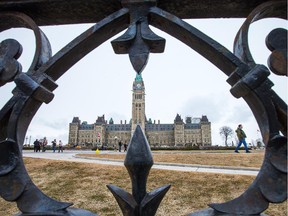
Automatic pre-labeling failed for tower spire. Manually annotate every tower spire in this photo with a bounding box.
[132,73,145,133]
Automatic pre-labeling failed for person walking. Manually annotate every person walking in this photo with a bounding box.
[124,143,127,152]
[58,140,63,153]
[52,139,57,153]
[235,124,251,153]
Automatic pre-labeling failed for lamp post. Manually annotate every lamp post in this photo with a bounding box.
[25,136,28,146]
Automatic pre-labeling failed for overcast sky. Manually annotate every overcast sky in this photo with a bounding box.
[0,17,287,146]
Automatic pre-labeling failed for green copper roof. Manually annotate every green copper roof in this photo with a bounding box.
[135,73,143,82]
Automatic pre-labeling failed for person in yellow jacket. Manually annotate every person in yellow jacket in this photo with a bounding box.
[235,124,251,153]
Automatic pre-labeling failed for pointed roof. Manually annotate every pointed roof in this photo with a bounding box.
[135,73,143,82]
[201,115,209,122]
[174,113,184,124]
[186,116,192,124]
[133,73,145,91]
[148,118,152,124]
[96,115,106,124]
[72,117,81,124]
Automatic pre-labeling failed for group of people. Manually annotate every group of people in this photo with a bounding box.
[51,139,63,153]
[33,137,48,152]
[33,138,64,153]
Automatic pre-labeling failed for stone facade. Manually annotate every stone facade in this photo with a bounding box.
[68,74,212,148]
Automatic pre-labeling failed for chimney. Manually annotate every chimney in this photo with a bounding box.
[121,120,122,124]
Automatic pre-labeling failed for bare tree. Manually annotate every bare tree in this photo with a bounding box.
[219,126,234,146]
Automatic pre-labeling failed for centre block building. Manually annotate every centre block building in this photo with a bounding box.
[68,74,212,148]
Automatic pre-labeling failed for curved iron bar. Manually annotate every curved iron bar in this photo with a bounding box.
[145,3,287,216]
[0,0,286,215]
[0,12,52,74]
[208,1,288,214]
[0,8,130,215]
[233,1,287,69]
[0,12,73,215]
[233,0,287,138]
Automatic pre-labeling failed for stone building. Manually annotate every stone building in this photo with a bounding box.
[68,74,212,148]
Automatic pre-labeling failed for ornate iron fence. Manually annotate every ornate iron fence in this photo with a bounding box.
[0,0,287,215]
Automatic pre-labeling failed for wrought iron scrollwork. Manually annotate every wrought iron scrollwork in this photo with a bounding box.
[111,0,165,73]
[266,28,287,76]
[0,39,22,87]
[207,1,287,215]
[0,0,286,215]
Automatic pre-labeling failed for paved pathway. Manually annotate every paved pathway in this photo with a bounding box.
[23,150,259,176]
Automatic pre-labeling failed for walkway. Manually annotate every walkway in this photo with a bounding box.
[23,150,259,176]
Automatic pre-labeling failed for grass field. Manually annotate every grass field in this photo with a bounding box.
[0,151,286,215]
[78,150,265,168]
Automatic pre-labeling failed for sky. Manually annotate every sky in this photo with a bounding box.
[0,17,287,146]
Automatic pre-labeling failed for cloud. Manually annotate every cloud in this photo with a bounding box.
[106,112,129,123]
[31,117,69,130]
[225,102,255,124]
[179,93,258,145]
[180,93,229,122]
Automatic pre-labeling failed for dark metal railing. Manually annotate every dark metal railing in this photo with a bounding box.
[0,0,286,215]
